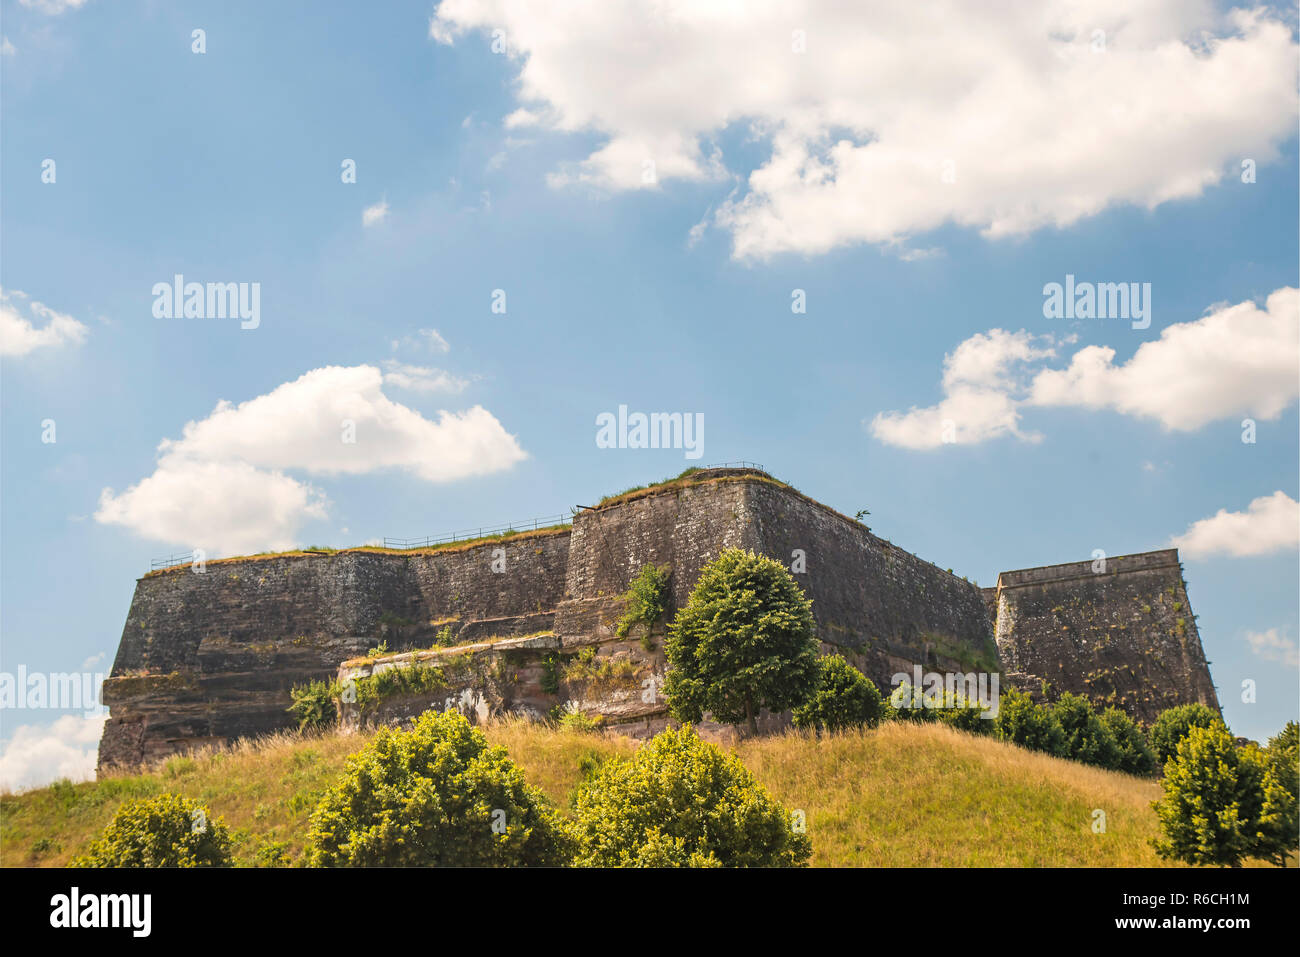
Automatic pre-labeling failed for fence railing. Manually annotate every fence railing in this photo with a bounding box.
[382,512,572,550]
[151,551,197,571]
[696,460,766,473]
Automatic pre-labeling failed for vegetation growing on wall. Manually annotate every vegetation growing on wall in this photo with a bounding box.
[352,663,454,712]
[287,679,341,731]
[562,647,639,694]
[593,466,794,509]
[616,562,671,647]
[540,652,563,696]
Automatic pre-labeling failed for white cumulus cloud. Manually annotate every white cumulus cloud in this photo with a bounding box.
[95,365,526,556]
[871,289,1299,449]
[1028,287,1299,429]
[0,288,89,357]
[0,714,106,794]
[869,329,1056,449]
[1170,491,1300,560]
[430,0,1298,259]
[96,460,330,557]
[1244,628,1299,668]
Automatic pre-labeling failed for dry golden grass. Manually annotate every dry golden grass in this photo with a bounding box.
[482,716,638,805]
[0,718,1245,868]
[734,721,1171,867]
[0,728,376,867]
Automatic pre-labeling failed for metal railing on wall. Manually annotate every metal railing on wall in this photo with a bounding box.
[382,512,572,550]
[695,460,766,472]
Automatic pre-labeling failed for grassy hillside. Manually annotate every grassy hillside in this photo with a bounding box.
[2,720,1189,867]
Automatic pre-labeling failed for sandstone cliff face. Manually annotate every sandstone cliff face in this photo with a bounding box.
[991,550,1220,725]
[97,469,1220,769]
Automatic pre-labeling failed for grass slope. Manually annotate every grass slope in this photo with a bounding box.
[3,720,1186,867]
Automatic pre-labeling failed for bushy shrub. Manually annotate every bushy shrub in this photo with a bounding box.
[664,548,819,735]
[1053,692,1122,769]
[569,725,811,867]
[558,705,604,733]
[934,688,995,734]
[1149,703,1222,768]
[305,710,571,866]
[792,655,882,733]
[884,682,993,732]
[616,562,671,640]
[882,681,938,723]
[994,688,1066,757]
[1152,723,1265,866]
[72,793,232,867]
[540,652,562,696]
[287,678,338,730]
[1099,706,1157,776]
[561,646,639,692]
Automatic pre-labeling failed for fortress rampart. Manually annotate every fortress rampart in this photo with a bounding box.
[97,468,1219,769]
[990,549,1220,724]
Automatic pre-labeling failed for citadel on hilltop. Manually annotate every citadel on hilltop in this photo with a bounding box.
[98,466,1220,769]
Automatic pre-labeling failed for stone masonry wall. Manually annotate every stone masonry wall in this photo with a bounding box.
[745,480,999,694]
[98,531,570,769]
[992,549,1220,725]
[98,469,1221,768]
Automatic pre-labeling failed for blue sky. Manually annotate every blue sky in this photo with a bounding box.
[1,0,1297,787]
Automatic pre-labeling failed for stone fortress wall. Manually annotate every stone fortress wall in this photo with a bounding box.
[97,468,1219,769]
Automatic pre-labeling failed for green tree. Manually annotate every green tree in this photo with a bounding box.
[72,794,232,868]
[994,687,1066,756]
[792,654,883,733]
[1099,706,1157,776]
[1152,723,1265,866]
[1053,692,1122,768]
[664,548,819,735]
[1149,703,1222,767]
[306,709,571,866]
[569,725,811,867]
[1251,721,1299,867]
